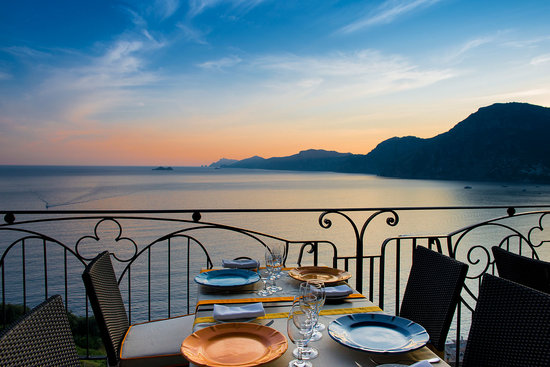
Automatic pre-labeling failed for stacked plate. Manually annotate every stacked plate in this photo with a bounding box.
[194,268,260,287]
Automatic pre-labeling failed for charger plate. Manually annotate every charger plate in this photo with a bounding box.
[328,313,429,354]
[288,266,351,284]
[194,268,260,287]
[181,322,288,367]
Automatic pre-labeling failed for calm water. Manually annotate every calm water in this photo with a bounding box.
[2,165,550,321]
[2,165,550,210]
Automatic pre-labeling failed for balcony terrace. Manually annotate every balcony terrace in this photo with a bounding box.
[2,205,550,365]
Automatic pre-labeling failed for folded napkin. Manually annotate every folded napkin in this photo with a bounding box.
[213,302,265,321]
[410,361,432,367]
[324,284,353,298]
[222,258,260,269]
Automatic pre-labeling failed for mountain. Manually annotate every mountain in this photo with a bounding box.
[229,149,353,171]
[219,102,550,183]
[361,102,550,181]
[209,158,239,168]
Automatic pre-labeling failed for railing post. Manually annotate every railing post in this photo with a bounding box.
[355,223,364,293]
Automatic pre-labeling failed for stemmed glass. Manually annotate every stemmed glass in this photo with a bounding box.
[307,280,326,335]
[256,266,272,296]
[294,281,324,360]
[265,246,283,293]
[271,243,285,279]
[287,300,314,367]
[299,281,325,340]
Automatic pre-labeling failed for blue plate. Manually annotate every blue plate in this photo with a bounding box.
[328,313,429,354]
[194,269,260,287]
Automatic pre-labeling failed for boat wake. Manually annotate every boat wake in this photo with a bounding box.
[31,187,143,209]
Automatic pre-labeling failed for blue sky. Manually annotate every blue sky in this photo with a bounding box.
[1,0,550,165]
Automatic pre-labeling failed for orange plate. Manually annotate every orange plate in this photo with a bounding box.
[288,266,352,284]
[181,322,288,367]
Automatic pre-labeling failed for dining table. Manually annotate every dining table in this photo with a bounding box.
[183,267,451,367]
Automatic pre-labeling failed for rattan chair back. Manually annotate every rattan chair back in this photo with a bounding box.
[399,246,469,351]
[82,251,130,366]
[463,273,550,366]
[0,295,80,367]
[492,245,550,293]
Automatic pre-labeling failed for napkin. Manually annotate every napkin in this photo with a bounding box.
[410,361,432,367]
[213,302,265,321]
[324,284,353,298]
[222,258,260,269]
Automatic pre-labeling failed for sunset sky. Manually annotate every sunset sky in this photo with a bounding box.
[1,0,550,166]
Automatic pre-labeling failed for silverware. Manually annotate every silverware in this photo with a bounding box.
[368,356,441,365]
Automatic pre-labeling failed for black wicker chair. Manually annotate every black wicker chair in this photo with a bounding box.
[462,273,550,366]
[492,245,550,293]
[0,295,81,367]
[82,251,192,367]
[399,246,469,353]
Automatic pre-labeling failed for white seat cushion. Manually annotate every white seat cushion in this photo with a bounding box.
[120,314,194,367]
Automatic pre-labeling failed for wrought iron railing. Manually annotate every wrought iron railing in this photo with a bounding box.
[2,206,550,365]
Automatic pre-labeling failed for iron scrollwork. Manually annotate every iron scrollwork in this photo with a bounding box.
[75,218,138,262]
[318,209,399,293]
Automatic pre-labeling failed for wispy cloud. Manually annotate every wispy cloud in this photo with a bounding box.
[188,0,222,18]
[153,0,181,20]
[252,49,455,99]
[504,35,550,48]
[1,35,163,138]
[439,34,498,65]
[531,54,550,66]
[118,5,168,48]
[180,0,267,44]
[339,0,441,34]
[3,46,52,60]
[101,41,144,73]
[187,0,266,18]
[198,55,242,70]
[479,88,550,102]
[177,23,209,44]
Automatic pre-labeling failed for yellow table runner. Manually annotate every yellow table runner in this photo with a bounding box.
[194,305,382,326]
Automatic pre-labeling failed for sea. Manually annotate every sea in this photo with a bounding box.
[2,165,550,325]
[2,165,550,210]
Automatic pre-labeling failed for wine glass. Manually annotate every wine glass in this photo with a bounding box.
[287,301,314,367]
[265,247,283,293]
[307,280,326,334]
[293,285,320,360]
[271,243,285,279]
[256,266,272,296]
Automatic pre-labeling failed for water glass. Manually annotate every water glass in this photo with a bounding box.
[271,243,285,279]
[287,301,314,367]
[265,247,283,293]
[307,280,326,333]
[297,280,325,355]
[256,267,272,296]
[292,288,319,359]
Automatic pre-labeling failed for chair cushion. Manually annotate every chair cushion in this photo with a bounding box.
[120,314,194,367]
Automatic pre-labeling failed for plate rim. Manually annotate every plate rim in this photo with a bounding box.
[181,322,288,367]
[194,268,260,287]
[327,312,429,354]
[288,265,352,283]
